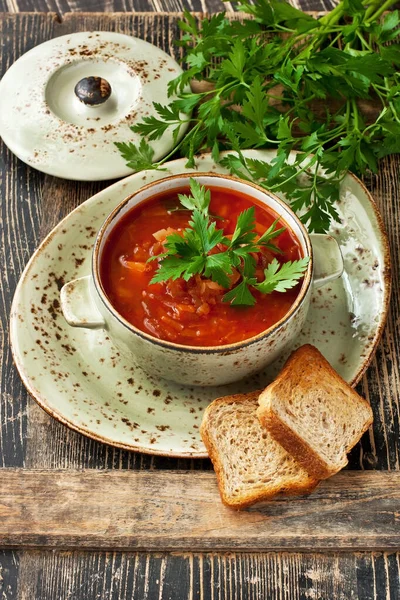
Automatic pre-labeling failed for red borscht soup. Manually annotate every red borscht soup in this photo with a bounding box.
[99,186,304,347]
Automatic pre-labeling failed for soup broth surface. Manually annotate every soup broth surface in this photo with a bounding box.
[100,186,304,347]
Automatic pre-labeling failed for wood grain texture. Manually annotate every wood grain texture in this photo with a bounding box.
[1,11,398,476]
[1,1,337,15]
[0,13,55,469]
[354,161,400,473]
[2,0,227,14]
[0,4,399,599]
[0,11,212,473]
[1,469,400,551]
[1,550,396,599]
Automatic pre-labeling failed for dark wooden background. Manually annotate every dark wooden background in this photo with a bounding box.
[1,0,400,598]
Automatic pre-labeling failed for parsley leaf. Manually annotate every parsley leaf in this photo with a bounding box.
[255,257,310,294]
[204,253,232,288]
[258,218,286,252]
[118,0,400,234]
[150,255,204,283]
[230,207,257,246]
[150,181,228,287]
[178,178,211,213]
[222,278,257,306]
[114,138,156,171]
[150,179,309,306]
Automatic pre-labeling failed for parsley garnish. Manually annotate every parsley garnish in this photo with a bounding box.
[149,179,309,306]
[116,0,400,234]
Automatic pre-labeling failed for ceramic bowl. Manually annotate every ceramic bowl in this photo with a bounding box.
[60,173,343,386]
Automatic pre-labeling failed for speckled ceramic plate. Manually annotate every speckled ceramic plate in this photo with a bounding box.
[10,150,391,457]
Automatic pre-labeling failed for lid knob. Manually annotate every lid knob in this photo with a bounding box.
[74,76,112,106]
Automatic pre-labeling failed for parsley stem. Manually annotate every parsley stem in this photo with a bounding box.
[328,32,342,48]
[266,94,289,102]
[267,155,319,191]
[356,31,373,52]
[365,0,397,23]
[371,83,387,106]
[295,3,348,60]
[351,99,360,133]
[318,2,344,26]
[384,76,400,125]
[118,0,400,235]
[154,121,202,169]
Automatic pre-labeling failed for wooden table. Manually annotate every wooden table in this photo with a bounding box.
[1,1,399,598]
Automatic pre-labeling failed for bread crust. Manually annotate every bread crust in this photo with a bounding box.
[257,407,345,479]
[201,392,319,509]
[257,344,374,480]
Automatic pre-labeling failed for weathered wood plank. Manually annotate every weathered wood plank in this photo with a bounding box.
[0,11,212,472]
[1,0,230,14]
[1,469,399,551]
[0,5,399,598]
[355,160,400,472]
[5,550,396,600]
[1,11,399,474]
[0,13,58,469]
[0,0,268,15]
[1,1,339,15]
[0,551,19,600]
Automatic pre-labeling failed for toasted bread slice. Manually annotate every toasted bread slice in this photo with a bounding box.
[257,344,374,480]
[200,392,319,509]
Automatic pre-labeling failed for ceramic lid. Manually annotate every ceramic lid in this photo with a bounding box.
[0,31,186,181]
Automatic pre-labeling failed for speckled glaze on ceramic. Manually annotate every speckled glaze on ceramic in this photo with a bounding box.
[10,150,391,457]
[0,32,186,181]
[60,173,342,386]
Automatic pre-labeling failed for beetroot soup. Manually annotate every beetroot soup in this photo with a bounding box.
[99,185,304,347]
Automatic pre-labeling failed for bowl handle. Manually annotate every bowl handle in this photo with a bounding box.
[310,234,344,289]
[60,275,105,329]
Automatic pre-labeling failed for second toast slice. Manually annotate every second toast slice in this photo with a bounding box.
[257,344,374,479]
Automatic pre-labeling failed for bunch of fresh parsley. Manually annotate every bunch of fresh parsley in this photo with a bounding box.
[116,0,400,234]
[148,179,309,306]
